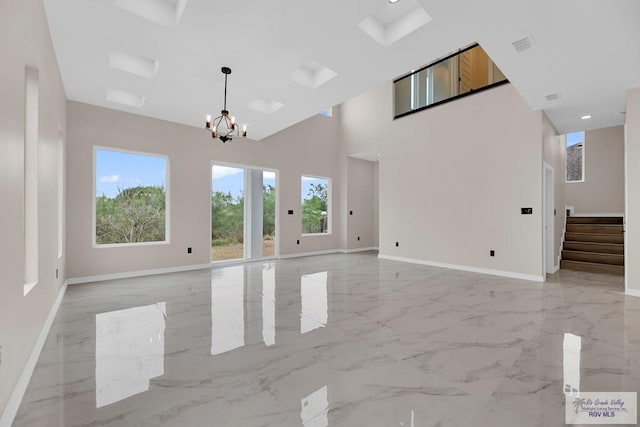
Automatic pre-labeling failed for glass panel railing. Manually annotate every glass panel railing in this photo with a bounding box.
[393,44,508,119]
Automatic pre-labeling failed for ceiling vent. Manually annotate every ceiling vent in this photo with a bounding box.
[545,93,561,102]
[512,36,535,53]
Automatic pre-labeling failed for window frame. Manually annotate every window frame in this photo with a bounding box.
[565,132,585,184]
[300,175,332,237]
[92,146,170,248]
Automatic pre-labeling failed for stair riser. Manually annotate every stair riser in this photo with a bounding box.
[562,251,624,265]
[567,217,623,225]
[565,233,624,244]
[566,224,623,234]
[563,242,624,255]
[560,260,624,275]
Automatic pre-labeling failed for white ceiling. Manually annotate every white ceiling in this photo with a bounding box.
[43,0,640,140]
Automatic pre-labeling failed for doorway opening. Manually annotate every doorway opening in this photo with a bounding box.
[211,163,277,262]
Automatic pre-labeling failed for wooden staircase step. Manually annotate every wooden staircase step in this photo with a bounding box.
[565,232,624,244]
[567,216,623,225]
[563,241,624,255]
[560,260,624,276]
[566,224,623,234]
[562,250,624,265]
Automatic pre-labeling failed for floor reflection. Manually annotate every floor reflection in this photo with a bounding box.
[301,385,329,427]
[262,263,276,346]
[211,265,246,355]
[95,302,166,408]
[563,332,582,397]
[301,271,328,334]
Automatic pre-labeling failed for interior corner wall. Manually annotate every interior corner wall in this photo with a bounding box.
[542,113,565,268]
[566,126,625,214]
[65,102,341,280]
[340,83,544,279]
[0,0,67,419]
[345,157,377,250]
[625,88,640,295]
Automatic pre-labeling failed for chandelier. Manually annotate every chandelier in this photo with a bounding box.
[205,67,247,143]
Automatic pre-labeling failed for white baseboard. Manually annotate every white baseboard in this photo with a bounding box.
[279,249,340,259]
[571,213,624,217]
[625,288,640,298]
[378,254,544,282]
[551,264,560,274]
[340,247,379,254]
[0,281,68,427]
[66,263,212,285]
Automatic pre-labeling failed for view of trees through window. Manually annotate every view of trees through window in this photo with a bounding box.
[95,149,167,245]
[211,166,276,261]
[566,132,585,182]
[301,177,329,234]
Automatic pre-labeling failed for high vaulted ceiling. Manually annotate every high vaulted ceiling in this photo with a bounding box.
[44,0,640,140]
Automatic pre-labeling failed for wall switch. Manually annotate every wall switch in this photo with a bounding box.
[395,242,399,247]
[187,247,192,254]
[288,209,294,215]
[357,236,360,241]
[349,210,353,215]
[490,250,495,257]
[297,239,300,245]
[521,207,533,215]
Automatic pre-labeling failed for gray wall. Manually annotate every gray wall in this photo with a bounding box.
[566,126,625,214]
[0,0,67,418]
[340,82,545,280]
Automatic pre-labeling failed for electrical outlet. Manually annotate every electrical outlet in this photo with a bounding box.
[187,247,192,254]
[297,240,300,245]
[395,242,399,247]
[288,209,294,215]
[349,210,353,215]
[357,236,360,241]
[490,250,495,257]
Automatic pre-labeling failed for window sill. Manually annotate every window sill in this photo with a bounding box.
[93,240,170,249]
[301,233,332,237]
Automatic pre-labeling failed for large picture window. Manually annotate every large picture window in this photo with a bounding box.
[301,176,330,235]
[94,148,168,245]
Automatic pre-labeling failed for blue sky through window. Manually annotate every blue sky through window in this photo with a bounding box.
[301,177,328,203]
[211,165,276,198]
[96,149,166,198]
[566,131,584,147]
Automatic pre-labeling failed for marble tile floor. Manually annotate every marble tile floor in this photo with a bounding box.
[13,253,640,426]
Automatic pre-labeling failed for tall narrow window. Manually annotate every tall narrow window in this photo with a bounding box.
[57,131,64,258]
[301,176,330,235]
[94,148,168,245]
[566,131,585,182]
[24,67,39,296]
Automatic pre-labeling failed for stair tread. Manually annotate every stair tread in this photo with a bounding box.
[562,250,623,257]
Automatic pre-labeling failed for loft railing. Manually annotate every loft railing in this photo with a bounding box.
[393,43,509,119]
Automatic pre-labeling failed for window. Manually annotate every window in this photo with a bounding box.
[566,131,585,182]
[94,148,168,245]
[301,176,330,235]
[24,67,39,296]
[319,107,332,117]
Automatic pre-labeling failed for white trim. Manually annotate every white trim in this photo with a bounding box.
[0,281,68,427]
[340,247,379,253]
[378,254,544,282]
[66,263,211,285]
[625,288,640,298]
[278,249,340,259]
[570,213,625,217]
[543,162,554,276]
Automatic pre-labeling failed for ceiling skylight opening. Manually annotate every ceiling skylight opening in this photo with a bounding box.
[106,89,146,108]
[290,61,338,89]
[114,0,189,26]
[109,50,159,79]
[358,0,431,47]
[581,115,592,120]
[247,98,284,114]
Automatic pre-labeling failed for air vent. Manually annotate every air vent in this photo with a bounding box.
[545,93,561,101]
[512,36,535,53]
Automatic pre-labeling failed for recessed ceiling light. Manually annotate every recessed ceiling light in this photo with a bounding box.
[581,115,592,120]
[389,0,400,3]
